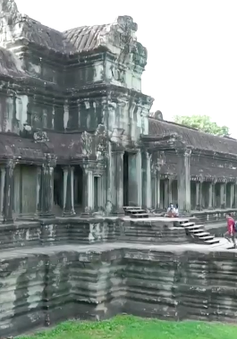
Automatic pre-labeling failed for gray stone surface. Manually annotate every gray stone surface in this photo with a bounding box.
[0,242,236,337]
[0,218,189,249]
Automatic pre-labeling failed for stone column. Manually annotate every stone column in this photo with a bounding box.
[144,152,152,209]
[212,181,216,209]
[39,159,55,218]
[63,166,76,217]
[208,182,213,209]
[0,166,6,219]
[136,151,142,206]
[156,168,161,210]
[110,149,124,215]
[3,160,15,223]
[128,151,142,206]
[196,181,204,210]
[177,149,191,214]
[168,178,173,204]
[82,165,94,215]
[164,179,169,208]
[220,182,226,208]
[36,166,41,214]
[230,183,235,208]
[234,182,237,208]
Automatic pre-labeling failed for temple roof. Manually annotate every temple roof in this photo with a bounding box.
[149,117,237,156]
[11,16,73,54]
[0,1,143,58]
[63,24,109,54]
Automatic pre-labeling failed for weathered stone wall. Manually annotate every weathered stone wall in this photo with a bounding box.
[0,218,188,249]
[1,245,237,338]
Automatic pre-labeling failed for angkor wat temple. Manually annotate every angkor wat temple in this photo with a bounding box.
[1,1,237,337]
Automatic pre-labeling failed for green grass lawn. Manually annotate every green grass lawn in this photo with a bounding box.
[19,315,237,339]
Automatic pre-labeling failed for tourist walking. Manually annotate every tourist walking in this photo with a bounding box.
[224,213,236,248]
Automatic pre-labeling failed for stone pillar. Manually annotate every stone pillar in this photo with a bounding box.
[220,182,226,208]
[156,169,161,210]
[0,166,6,219]
[177,149,191,214]
[36,167,41,214]
[110,149,124,214]
[164,179,169,208]
[212,182,216,209]
[128,151,142,206]
[137,151,142,206]
[168,178,173,204]
[195,181,202,209]
[230,183,235,208]
[63,166,75,216]
[208,182,213,209]
[82,165,94,215]
[39,159,55,218]
[234,182,237,208]
[3,160,15,223]
[144,152,152,209]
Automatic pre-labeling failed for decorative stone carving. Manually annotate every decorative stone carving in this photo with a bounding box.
[34,130,49,143]
[157,151,166,167]
[150,110,163,120]
[184,148,192,157]
[81,131,93,156]
[5,158,15,177]
[95,124,107,160]
[44,153,57,167]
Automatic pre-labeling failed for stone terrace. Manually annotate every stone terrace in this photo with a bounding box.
[0,240,236,338]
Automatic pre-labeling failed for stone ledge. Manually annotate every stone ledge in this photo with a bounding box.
[0,242,237,337]
[0,218,188,249]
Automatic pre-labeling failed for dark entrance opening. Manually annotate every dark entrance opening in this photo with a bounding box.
[123,151,129,206]
[160,179,165,209]
[94,176,99,211]
[54,165,64,210]
[74,165,83,213]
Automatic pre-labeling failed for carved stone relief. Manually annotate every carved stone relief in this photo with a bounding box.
[81,131,93,156]
[33,130,49,143]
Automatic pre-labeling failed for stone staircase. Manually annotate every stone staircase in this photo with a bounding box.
[180,219,219,245]
[123,206,149,218]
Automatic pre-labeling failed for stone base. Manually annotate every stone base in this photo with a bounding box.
[0,217,189,249]
[1,243,237,337]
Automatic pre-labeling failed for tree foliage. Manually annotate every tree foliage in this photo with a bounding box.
[173,115,229,136]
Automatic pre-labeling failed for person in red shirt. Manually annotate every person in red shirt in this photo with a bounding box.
[224,213,236,248]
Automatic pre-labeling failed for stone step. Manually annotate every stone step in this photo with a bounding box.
[184,225,201,230]
[194,231,210,237]
[198,235,214,241]
[204,238,220,245]
[189,228,204,233]
[124,206,142,210]
[180,222,195,227]
[194,232,213,239]
[126,209,147,214]
[130,213,149,218]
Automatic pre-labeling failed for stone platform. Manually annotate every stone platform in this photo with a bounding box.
[0,240,236,338]
[0,215,233,338]
[0,216,189,249]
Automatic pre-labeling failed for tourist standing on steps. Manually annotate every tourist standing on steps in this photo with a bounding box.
[225,213,236,248]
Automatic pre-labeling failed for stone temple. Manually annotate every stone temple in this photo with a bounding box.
[1,1,237,337]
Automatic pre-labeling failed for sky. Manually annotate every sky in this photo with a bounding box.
[15,0,237,136]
